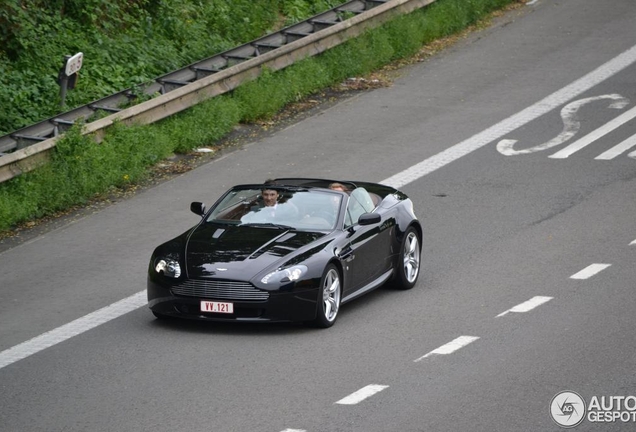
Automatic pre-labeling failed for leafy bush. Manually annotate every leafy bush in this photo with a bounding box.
[0,0,326,135]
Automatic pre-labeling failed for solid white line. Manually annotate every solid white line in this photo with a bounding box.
[496,296,553,317]
[414,336,480,362]
[0,292,147,370]
[570,263,611,280]
[381,44,636,188]
[595,132,636,160]
[4,46,636,371]
[549,105,636,159]
[335,384,389,405]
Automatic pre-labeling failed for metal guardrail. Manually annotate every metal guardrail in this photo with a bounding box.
[0,0,435,183]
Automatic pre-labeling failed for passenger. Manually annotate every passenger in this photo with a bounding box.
[329,182,348,193]
[317,182,347,224]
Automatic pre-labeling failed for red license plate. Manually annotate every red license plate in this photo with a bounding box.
[200,301,234,314]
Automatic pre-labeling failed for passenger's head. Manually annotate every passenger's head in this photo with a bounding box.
[329,182,347,192]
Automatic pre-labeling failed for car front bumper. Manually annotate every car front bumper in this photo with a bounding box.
[147,277,319,322]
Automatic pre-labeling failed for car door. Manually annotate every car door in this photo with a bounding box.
[340,189,392,296]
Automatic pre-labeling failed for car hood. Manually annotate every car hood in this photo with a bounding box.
[185,223,326,280]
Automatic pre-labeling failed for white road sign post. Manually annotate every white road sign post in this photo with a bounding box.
[58,52,83,108]
[65,52,83,76]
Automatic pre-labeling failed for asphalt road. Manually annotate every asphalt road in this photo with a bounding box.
[1,0,636,431]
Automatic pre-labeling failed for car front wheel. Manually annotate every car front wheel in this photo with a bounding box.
[311,264,341,328]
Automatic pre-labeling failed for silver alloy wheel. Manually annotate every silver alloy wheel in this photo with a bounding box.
[322,268,341,322]
[403,232,420,283]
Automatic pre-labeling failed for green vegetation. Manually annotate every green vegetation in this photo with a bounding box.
[0,0,340,135]
[0,0,517,232]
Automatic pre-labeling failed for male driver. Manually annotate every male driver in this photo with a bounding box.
[242,184,297,222]
[261,187,279,207]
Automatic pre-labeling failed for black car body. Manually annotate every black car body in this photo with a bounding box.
[147,178,422,327]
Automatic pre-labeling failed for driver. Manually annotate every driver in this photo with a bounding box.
[261,187,279,208]
[242,184,298,223]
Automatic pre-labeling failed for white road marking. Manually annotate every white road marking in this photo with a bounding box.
[549,105,636,159]
[414,336,480,362]
[0,292,147,370]
[381,44,636,188]
[280,429,306,432]
[595,132,636,160]
[335,384,389,405]
[496,94,629,156]
[570,263,611,280]
[496,296,553,317]
[3,45,636,371]
[631,239,636,245]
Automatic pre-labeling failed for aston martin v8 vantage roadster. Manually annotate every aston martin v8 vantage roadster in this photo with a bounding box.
[147,178,421,328]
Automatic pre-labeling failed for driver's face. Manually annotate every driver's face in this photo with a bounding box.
[262,189,279,207]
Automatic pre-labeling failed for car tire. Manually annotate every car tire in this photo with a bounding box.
[310,264,342,328]
[393,226,421,290]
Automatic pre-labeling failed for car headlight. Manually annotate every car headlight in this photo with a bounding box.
[155,258,182,278]
[261,265,308,285]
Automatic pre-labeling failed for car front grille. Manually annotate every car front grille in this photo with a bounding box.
[171,279,269,301]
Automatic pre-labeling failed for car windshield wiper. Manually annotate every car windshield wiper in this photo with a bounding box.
[241,222,294,230]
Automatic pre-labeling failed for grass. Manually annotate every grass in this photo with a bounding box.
[0,0,521,234]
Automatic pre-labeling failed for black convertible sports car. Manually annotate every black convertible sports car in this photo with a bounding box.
[147,178,421,328]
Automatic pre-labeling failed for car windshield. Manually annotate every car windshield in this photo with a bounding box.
[205,188,343,231]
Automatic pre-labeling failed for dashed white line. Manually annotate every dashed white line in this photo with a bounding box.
[570,263,611,280]
[280,429,306,432]
[335,384,389,405]
[496,296,553,317]
[630,239,636,245]
[414,336,480,362]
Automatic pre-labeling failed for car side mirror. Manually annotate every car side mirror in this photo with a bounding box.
[358,212,381,226]
[190,201,206,217]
